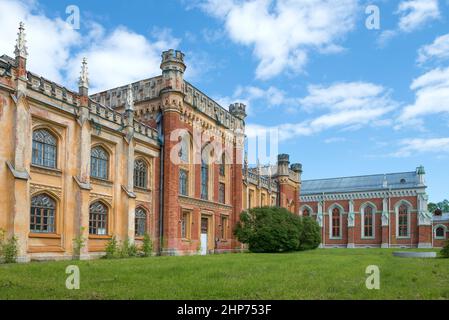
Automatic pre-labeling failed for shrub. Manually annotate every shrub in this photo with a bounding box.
[105,236,119,259]
[120,237,138,258]
[441,240,449,258]
[3,236,18,264]
[141,233,153,257]
[72,227,86,259]
[234,207,301,253]
[298,217,321,251]
[0,229,5,259]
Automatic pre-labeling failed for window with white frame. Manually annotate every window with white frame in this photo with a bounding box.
[330,207,342,238]
[397,203,410,237]
[362,205,375,238]
[435,225,446,239]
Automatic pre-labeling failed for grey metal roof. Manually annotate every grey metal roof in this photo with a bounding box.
[433,213,449,222]
[301,171,424,195]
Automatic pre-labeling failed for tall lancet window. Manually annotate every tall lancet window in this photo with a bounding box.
[331,208,341,238]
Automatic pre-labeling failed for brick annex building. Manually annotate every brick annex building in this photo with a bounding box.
[0,24,446,262]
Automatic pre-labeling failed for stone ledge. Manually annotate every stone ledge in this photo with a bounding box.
[393,251,436,258]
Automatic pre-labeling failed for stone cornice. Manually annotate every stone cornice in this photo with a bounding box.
[179,195,233,211]
[300,188,425,202]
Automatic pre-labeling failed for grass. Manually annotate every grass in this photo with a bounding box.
[0,249,448,300]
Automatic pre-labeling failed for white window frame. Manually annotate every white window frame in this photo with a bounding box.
[434,224,447,240]
[328,204,344,240]
[299,205,313,217]
[395,200,412,239]
[360,202,376,240]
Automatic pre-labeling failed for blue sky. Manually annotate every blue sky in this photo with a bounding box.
[1,0,448,201]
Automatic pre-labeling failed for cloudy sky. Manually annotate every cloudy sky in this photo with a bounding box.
[1,0,448,201]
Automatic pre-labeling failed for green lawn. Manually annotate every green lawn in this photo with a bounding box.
[0,249,448,300]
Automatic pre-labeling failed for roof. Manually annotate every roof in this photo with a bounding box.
[301,171,424,195]
[433,213,449,222]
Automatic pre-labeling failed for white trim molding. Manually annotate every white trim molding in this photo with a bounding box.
[299,204,313,217]
[395,200,412,239]
[434,224,448,240]
[328,203,344,240]
[360,201,377,240]
[300,188,424,202]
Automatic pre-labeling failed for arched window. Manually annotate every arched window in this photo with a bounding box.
[30,194,56,233]
[91,146,109,180]
[180,135,190,163]
[201,159,209,200]
[331,207,341,238]
[135,207,147,237]
[219,152,226,176]
[179,169,189,196]
[302,208,310,217]
[398,204,409,237]
[435,226,446,239]
[363,206,374,238]
[32,129,57,168]
[89,201,108,235]
[134,159,148,189]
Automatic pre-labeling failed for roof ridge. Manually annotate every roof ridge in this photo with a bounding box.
[302,171,417,183]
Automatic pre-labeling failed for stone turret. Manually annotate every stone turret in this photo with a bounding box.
[416,165,426,186]
[229,103,247,121]
[290,163,303,182]
[160,49,186,92]
[277,154,290,177]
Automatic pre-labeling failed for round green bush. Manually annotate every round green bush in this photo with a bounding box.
[298,216,321,251]
[234,207,303,253]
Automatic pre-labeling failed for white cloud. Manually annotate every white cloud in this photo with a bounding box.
[0,0,180,93]
[417,33,449,64]
[398,66,449,124]
[392,137,449,157]
[196,0,358,80]
[0,0,81,84]
[379,0,440,45]
[67,26,179,92]
[324,137,346,144]
[246,81,397,141]
[397,0,440,33]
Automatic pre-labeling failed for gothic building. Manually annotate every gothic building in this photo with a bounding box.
[0,24,443,262]
[0,23,301,261]
[299,168,435,248]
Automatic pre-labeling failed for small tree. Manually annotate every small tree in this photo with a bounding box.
[3,236,18,264]
[105,236,119,259]
[234,207,301,253]
[298,216,321,251]
[120,237,138,258]
[441,240,449,259]
[141,233,153,257]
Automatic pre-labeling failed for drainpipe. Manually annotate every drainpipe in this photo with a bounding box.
[157,112,165,255]
[322,192,326,248]
[388,188,391,248]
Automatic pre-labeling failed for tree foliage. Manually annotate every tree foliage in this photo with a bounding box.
[234,207,321,253]
[428,200,449,213]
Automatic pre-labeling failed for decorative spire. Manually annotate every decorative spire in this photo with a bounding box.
[14,22,28,59]
[78,58,89,89]
[125,84,134,111]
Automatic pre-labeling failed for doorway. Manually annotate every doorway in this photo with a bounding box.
[200,217,209,255]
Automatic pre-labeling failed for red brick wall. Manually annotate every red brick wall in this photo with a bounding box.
[300,195,427,248]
